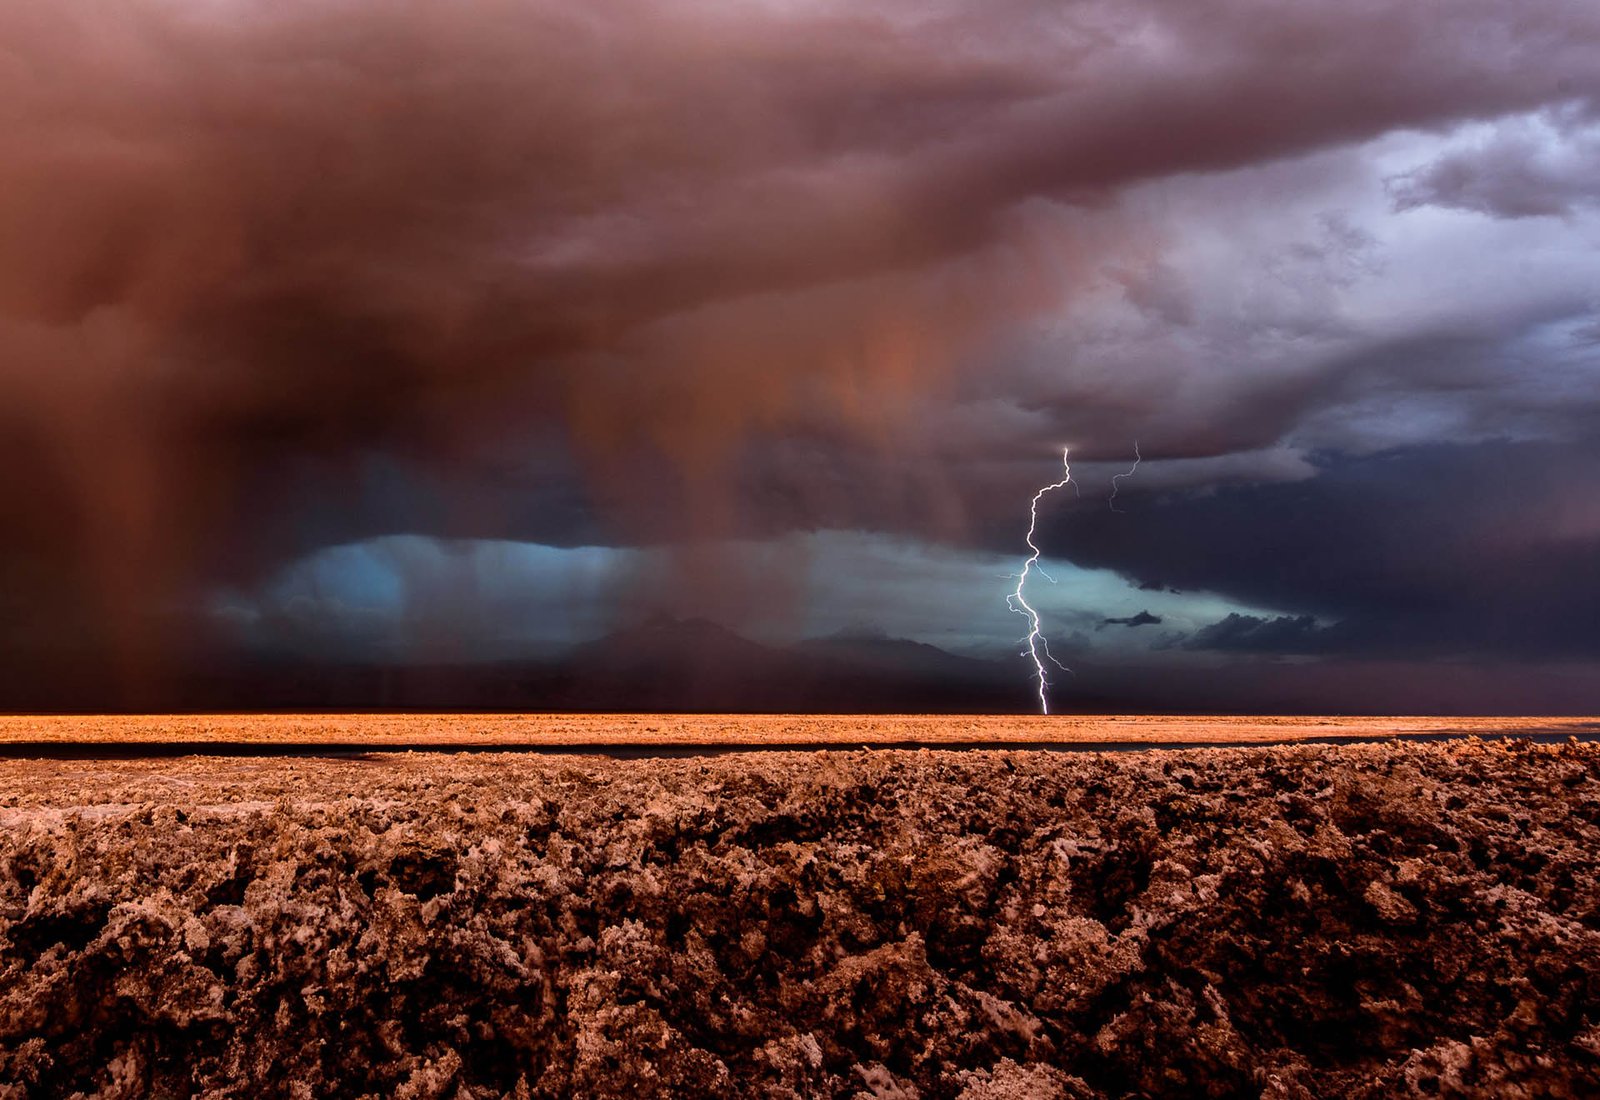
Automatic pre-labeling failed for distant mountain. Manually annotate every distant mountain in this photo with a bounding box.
[571,614,775,672]
[554,615,799,710]
[550,616,1025,712]
[9,616,1033,712]
[795,629,1003,681]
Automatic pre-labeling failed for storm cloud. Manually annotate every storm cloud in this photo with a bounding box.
[1,0,1598,707]
[1101,611,1162,630]
[1045,439,1600,661]
[1387,109,1600,219]
[1185,614,1324,654]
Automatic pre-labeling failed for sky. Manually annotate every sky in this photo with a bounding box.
[2,0,1598,711]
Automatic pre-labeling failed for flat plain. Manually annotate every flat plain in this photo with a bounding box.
[0,711,1594,747]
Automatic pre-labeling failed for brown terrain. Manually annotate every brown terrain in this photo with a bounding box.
[0,713,1594,747]
[1,722,1598,1098]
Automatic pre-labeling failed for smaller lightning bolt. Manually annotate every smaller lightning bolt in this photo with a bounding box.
[1006,448,1075,714]
[1109,440,1141,513]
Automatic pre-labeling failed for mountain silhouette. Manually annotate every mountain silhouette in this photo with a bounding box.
[5,617,1031,712]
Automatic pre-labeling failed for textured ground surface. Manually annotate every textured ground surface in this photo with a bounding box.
[2,739,1598,1098]
[1,713,1595,746]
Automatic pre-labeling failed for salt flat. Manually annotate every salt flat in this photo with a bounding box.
[0,712,1593,748]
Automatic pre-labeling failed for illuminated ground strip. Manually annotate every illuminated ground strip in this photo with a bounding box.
[1007,448,1074,714]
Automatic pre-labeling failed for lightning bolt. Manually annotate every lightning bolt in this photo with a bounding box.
[1006,447,1075,714]
[1109,440,1141,513]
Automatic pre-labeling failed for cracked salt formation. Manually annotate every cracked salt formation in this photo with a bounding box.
[1,740,1598,1097]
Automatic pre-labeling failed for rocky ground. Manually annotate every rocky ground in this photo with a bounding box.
[1,739,1597,1098]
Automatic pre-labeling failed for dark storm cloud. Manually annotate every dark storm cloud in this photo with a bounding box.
[2,0,1599,696]
[1184,614,1323,653]
[989,295,1599,484]
[1042,439,1600,661]
[1100,610,1162,629]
